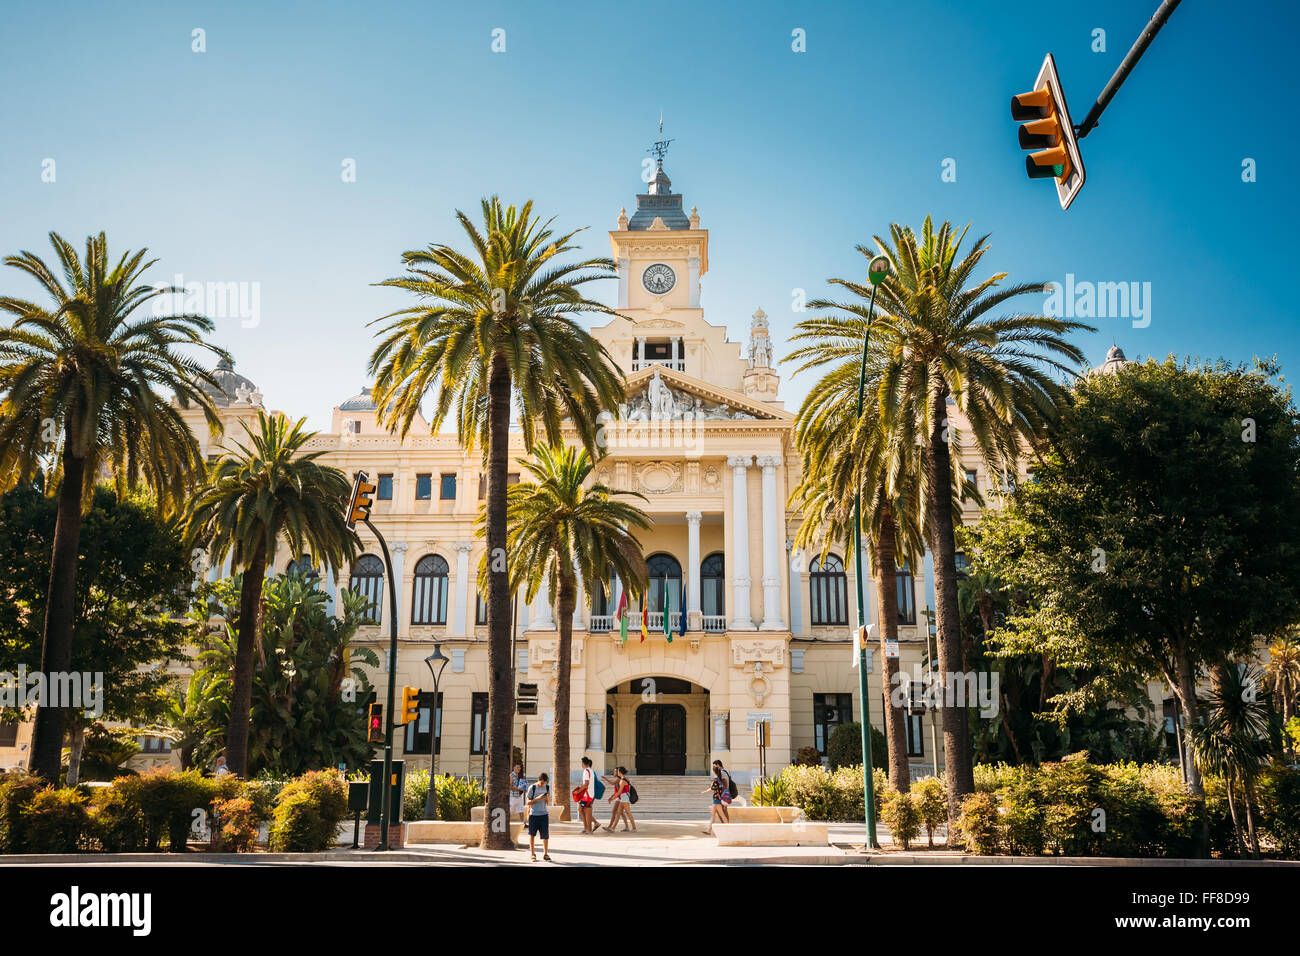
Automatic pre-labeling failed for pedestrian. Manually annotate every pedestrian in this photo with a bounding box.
[526,771,552,862]
[702,759,733,835]
[214,754,230,778]
[601,766,636,832]
[577,756,600,833]
[510,763,528,824]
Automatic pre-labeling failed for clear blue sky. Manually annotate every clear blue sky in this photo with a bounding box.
[1,0,1295,429]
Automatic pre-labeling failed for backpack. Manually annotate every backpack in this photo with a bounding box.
[627,783,639,804]
[593,776,606,800]
[726,772,738,799]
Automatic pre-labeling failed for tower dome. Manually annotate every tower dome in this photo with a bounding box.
[1090,344,1132,377]
[198,358,261,407]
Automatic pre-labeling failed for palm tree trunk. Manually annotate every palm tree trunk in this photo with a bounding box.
[553,566,577,823]
[872,502,910,793]
[65,720,86,786]
[1170,643,1210,856]
[1224,780,1243,856]
[482,351,515,850]
[922,387,974,819]
[29,450,87,784]
[1243,779,1261,858]
[226,546,267,777]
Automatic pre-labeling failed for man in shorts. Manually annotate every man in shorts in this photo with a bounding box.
[526,771,552,861]
[578,756,599,833]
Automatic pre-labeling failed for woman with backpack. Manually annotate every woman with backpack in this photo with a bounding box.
[702,759,734,835]
[601,767,637,832]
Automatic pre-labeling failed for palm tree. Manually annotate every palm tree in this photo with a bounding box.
[369,198,624,849]
[1265,629,1300,753]
[0,232,225,783]
[183,411,357,776]
[787,353,927,793]
[792,218,1090,819]
[492,444,649,820]
[1192,662,1275,857]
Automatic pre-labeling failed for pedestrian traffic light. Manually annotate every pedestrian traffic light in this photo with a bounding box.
[1011,53,1085,210]
[400,686,420,725]
[346,471,376,529]
[367,702,384,743]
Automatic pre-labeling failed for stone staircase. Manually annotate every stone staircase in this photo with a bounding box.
[621,774,726,817]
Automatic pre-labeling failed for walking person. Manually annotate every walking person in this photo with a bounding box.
[526,772,552,862]
[601,766,637,832]
[510,763,528,824]
[702,759,733,835]
[576,756,600,833]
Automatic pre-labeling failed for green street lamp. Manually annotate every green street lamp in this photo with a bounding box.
[423,645,450,820]
[853,252,892,850]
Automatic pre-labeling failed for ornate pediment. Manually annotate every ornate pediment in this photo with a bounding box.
[622,366,782,423]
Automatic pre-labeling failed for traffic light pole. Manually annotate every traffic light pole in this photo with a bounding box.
[365,518,400,851]
[1075,0,1182,139]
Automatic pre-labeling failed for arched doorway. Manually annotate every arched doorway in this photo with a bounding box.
[635,703,687,775]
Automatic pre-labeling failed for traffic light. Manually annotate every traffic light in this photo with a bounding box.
[346,471,376,529]
[400,686,420,725]
[1011,53,1086,210]
[367,702,384,743]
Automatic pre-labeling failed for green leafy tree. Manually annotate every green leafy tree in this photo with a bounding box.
[0,483,192,783]
[1265,629,1300,752]
[965,358,1300,853]
[789,218,1089,817]
[491,444,649,818]
[190,571,378,776]
[0,232,225,782]
[369,199,623,848]
[183,412,357,776]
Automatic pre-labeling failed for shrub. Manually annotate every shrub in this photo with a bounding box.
[792,747,822,767]
[827,722,887,773]
[881,791,922,849]
[911,777,948,847]
[268,769,347,852]
[957,792,1003,855]
[401,771,483,822]
[133,767,215,852]
[0,771,44,853]
[750,774,791,807]
[1254,765,1300,858]
[18,788,88,853]
[213,797,258,852]
[403,769,430,822]
[88,785,145,852]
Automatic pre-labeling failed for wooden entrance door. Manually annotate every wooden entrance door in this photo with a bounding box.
[635,703,687,775]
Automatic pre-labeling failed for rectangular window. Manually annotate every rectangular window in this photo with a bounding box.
[439,473,457,500]
[478,473,520,498]
[813,693,853,755]
[644,341,672,360]
[896,561,917,625]
[0,720,18,747]
[906,712,924,757]
[963,469,977,499]
[377,473,394,500]
[139,735,173,754]
[415,474,432,500]
[470,693,489,755]
[475,594,488,625]
[405,691,443,755]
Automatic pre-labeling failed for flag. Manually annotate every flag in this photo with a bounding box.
[681,572,691,639]
[640,595,648,642]
[615,584,629,645]
[660,574,670,642]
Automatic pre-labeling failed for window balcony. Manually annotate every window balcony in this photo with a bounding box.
[631,358,685,373]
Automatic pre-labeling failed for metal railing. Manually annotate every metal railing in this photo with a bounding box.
[631,358,685,373]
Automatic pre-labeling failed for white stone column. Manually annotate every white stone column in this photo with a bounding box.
[389,541,407,635]
[587,712,603,752]
[711,712,730,751]
[529,574,554,630]
[324,563,337,616]
[757,455,785,630]
[728,455,754,629]
[617,256,630,309]
[686,510,702,620]
[453,541,472,637]
[572,557,585,630]
[688,256,701,308]
[785,540,802,636]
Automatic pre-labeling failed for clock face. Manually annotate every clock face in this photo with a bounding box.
[642,263,676,295]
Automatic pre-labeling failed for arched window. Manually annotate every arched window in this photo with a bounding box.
[645,553,682,613]
[411,554,450,625]
[701,552,725,617]
[810,553,848,626]
[349,555,384,623]
[286,553,317,578]
[896,559,916,625]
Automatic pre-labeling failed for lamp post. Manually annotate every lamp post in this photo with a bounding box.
[852,253,892,850]
[423,645,450,820]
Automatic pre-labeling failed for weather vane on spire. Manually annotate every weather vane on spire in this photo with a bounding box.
[648,112,673,168]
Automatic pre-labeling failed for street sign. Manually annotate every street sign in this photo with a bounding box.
[885,639,900,659]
